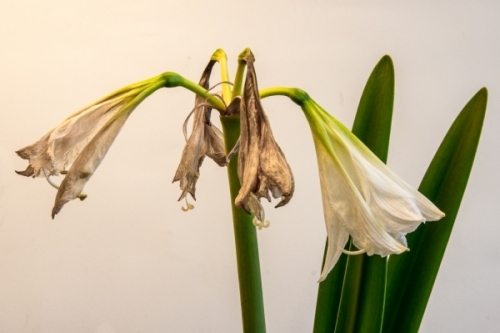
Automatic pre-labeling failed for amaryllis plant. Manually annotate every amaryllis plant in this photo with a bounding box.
[16,48,487,333]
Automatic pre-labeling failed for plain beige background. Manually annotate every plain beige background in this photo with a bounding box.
[0,1,499,332]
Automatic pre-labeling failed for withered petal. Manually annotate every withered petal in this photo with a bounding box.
[15,165,36,177]
[173,59,226,201]
[235,52,294,217]
[52,110,132,218]
[15,98,125,179]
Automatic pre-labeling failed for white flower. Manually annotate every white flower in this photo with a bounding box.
[303,100,444,282]
[16,76,165,217]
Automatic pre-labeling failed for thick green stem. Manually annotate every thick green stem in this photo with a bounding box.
[211,49,232,105]
[232,50,248,99]
[220,115,266,333]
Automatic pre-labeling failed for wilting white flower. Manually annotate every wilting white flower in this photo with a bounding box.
[16,76,165,217]
[302,99,444,282]
[173,60,226,201]
[233,52,294,224]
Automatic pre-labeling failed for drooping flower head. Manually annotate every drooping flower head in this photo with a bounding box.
[16,76,166,218]
[301,98,444,281]
[232,51,295,225]
[173,60,227,201]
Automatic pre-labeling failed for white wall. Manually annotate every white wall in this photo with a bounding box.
[0,1,498,332]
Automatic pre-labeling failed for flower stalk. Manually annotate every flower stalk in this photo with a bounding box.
[221,115,267,333]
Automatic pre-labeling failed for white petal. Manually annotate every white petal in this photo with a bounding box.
[318,106,444,226]
[324,113,444,222]
[316,147,350,282]
[316,141,407,251]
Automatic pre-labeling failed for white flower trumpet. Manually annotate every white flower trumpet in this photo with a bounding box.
[302,99,445,282]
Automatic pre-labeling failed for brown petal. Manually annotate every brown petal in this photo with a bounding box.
[172,60,226,200]
[16,97,124,178]
[172,106,207,200]
[52,108,132,218]
[235,52,294,216]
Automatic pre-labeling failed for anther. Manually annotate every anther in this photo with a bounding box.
[181,197,195,212]
[77,193,87,201]
[252,217,270,230]
[42,168,87,200]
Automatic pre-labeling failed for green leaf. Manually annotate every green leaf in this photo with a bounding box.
[383,88,488,333]
[351,55,395,162]
[313,243,348,333]
[313,55,395,333]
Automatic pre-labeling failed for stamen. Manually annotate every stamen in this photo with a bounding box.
[42,168,60,190]
[181,197,195,212]
[182,82,234,139]
[342,248,367,255]
[226,138,240,164]
[182,105,201,141]
[252,217,270,230]
[42,168,87,200]
[207,81,234,92]
[182,101,220,141]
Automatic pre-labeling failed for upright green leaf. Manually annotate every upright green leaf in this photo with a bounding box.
[334,55,395,333]
[313,55,395,333]
[351,55,395,162]
[383,88,487,333]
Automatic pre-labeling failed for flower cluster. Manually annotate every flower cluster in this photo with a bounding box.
[173,51,295,226]
[16,51,443,282]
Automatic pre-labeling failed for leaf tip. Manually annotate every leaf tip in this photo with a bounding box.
[378,55,394,69]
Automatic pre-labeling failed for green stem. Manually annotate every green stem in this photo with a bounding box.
[211,49,232,105]
[161,72,227,110]
[259,87,310,106]
[232,49,249,99]
[313,240,348,333]
[220,115,267,333]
